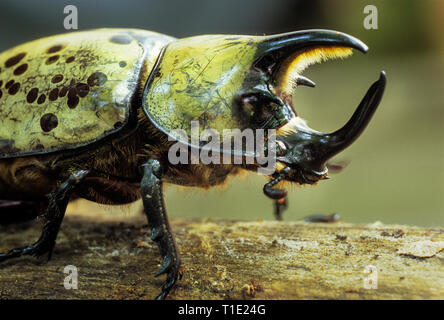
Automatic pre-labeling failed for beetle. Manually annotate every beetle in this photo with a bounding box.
[0,28,385,299]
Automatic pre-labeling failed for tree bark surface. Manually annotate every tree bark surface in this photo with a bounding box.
[0,208,442,300]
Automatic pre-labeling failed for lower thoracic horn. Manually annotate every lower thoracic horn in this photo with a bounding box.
[317,71,386,166]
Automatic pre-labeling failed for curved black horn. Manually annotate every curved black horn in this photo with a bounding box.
[317,71,386,165]
[260,29,368,56]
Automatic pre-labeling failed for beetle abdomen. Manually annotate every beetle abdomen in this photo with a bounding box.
[0,28,175,159]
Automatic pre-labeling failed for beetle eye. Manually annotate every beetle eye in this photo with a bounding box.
[239,91,290,130]
[276,140,287,156]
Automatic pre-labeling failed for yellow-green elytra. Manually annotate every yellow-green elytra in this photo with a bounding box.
[0,28,174,158]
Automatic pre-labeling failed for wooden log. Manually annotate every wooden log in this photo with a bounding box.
[0,209,443,300]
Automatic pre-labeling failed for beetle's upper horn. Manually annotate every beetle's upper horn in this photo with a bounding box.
[315,71,386,167]
[259,29,368,56]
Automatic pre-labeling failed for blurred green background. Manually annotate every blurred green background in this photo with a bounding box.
[1,0,442,226]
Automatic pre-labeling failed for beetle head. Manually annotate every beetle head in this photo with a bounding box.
[243,31,386,198]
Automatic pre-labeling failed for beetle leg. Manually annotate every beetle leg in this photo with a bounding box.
[0,170,89,262]
[141,159,182,300]
[273,196,288,221]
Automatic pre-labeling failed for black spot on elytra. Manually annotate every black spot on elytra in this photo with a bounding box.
[87,72,107,87]
[46,44,63,54]
[59,86,68,97]
[27,88,39,103]
[0,90,2,99]
[0,80,3,87]
[66,56,75,63]
[119,61,127,68]
[5,53,26,68]
[51,74,63,83]
[5,80,14,89]
[109,34,132,45]
[13,63,28,76]
[37,94,46,104]
[49,88,59,101]
[76,83,89,97]
[8,82,20,95]
[67,87,80,108]
[40,113,58,132]
[46,55,59,65]
[67,95,79,109]
[114,121,123,129]
[68,88,77,99]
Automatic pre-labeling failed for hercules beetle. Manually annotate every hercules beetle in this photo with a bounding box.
[0,28,386,299]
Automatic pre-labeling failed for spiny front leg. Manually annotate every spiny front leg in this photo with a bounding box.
[141,159,182,300]
[0,170,89,262]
